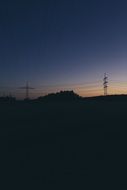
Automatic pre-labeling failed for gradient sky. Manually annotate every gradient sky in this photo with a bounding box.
[1,0,127,98]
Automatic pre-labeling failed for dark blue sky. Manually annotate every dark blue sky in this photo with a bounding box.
[1,0,127,97]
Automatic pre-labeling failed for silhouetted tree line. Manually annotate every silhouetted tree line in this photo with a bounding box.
[0,96,16,103]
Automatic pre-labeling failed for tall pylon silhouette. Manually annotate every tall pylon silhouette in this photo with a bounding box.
[103,73,108,96]
[20,81,34,99]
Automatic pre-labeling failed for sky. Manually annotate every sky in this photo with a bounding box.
[1,0,127,98]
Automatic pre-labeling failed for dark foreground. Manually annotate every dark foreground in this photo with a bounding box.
[0,99,127,189]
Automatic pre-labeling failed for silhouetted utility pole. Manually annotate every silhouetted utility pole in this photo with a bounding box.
[103,73,108,96]
[20,81,34,99]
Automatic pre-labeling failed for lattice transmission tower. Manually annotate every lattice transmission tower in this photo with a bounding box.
[20,81,34,100]
[103,73,108,96]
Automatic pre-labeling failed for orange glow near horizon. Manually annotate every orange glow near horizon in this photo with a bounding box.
[13,84,127,99]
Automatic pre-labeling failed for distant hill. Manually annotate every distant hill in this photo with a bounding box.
[36,90,82,101]
[83,94,127,101]
[1,93,127,103]
[37,91,127,102]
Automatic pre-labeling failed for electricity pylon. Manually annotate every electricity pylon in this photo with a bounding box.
[20,81,34,99]
[103,73,108,96]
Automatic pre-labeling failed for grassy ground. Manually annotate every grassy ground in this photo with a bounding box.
[0,99,127,189]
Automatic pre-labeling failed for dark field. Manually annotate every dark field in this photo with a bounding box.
[0,99,127,189]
